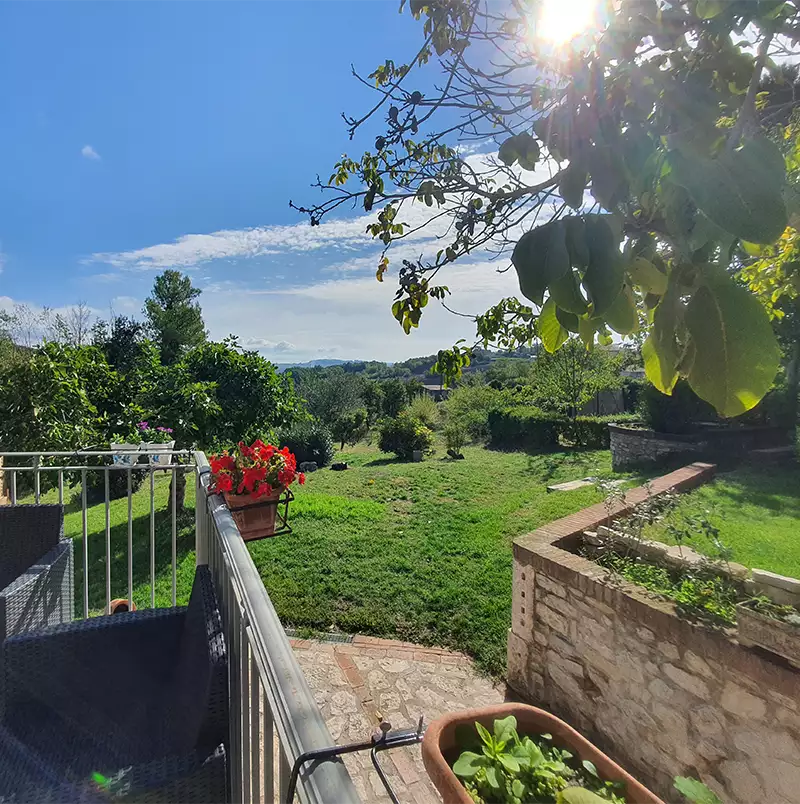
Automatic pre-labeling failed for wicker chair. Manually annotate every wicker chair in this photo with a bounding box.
[1,566,228,803]
[0,505,73,644]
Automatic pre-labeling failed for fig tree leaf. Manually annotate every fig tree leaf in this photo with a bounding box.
[695,0,725,19]
[627,257,667,295]
[583,216,624,314]
[684,272,781,416]
[539,298,569,353]
[559,162,587,209]
[498,137,519,167]
[604,284,638,335]
[565,217,590,270]
[517,133,541,171]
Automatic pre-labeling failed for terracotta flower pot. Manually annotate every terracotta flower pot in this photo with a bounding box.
[224,486,284,542]
[422,703,664,804]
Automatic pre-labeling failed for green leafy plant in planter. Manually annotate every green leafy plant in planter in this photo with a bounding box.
[746,596,800,625]
[452,716,625,804]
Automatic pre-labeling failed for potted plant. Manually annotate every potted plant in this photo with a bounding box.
[737,596,800,669]
[110,432,141,466]
[208,440,305,541]
[422,704,663,804]
[135,421,176,465]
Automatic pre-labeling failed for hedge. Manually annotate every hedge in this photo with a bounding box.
[488,408,639,451]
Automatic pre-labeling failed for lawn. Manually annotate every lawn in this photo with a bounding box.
[45,443,622,675]
[643,464,800,580]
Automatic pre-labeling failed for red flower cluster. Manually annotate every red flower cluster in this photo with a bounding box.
[209,440,305,498]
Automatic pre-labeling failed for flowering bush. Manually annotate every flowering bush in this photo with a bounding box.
[209,439,305,498]
[136,421,174,443]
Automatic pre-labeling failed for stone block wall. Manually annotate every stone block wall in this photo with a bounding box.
[608,425,701,472]
[508,463,800,804]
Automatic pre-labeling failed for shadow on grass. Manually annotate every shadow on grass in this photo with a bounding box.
[70,507,195,617]
[363,456,407,467]
[703,467,800,518]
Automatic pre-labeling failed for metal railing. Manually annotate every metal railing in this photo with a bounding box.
[0,450,362,804]
[0,450,196,615]
[195,453,361,804]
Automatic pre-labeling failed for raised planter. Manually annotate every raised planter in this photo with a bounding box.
[224,486,285,541]
[422,703,663,804]
[737,601,800,669]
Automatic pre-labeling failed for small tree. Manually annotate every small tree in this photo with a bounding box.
[330,408,369,449]
[533,338,622,418]
[144,270,207,365]
[380,378,408,417]
[51,301,94,347]
[361,379,385,424]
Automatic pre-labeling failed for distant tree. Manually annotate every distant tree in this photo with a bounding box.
[144,270,207,365]
[51,301,94,347]
[361,380,384,424]
[0,302,53,348]
[380,378,408,417]
[93,315,149,374]
[330,408,369,450]
[533,339,623,418]
[404,377,425,401]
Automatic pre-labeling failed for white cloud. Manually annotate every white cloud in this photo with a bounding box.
[81,144,101,161]
[111,296,140,313]
[244,337,296,352]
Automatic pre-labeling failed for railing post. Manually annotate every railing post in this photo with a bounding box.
[195,454,208,567]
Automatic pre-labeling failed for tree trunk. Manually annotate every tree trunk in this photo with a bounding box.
[169,470,187,512]
[786,337,799,432]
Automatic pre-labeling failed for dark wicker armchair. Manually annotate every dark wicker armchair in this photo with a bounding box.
[0,504,73,643]
[1,566,228,803]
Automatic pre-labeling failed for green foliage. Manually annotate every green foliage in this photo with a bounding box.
[144,269,207,365]
[443,384,514,442]
[361,379,385,424]
[452,715,625,804]
[407,393,440,429]
[637,380,717,434]
[595,552,739,626]
[380,378,409,417]
[330,408,369,450]
[377,413,433,459]
[488,408,561,452]
[674,777,723,804]
[564,415,639,449]
[444,422,467,456]
[304,0,797,414]
[278,420,335,467]
[531,339,623,418]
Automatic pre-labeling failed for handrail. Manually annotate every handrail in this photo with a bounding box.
[195,452,361,804]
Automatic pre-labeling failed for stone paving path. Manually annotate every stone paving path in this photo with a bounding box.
[291,635,507,804]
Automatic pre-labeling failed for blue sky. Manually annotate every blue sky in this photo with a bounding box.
[0,1,518,362]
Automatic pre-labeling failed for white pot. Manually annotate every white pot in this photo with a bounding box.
[111,443,140,466]
[143,441,176,466]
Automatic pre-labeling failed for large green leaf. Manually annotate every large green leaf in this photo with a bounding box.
[627,256,667,295]
[499,133,540,170]
[550,268,589,314]
[559,162,587,209]
[604,284,638,335]
[695,0,725,19]
[642,283,681,394]
[452,751,486,778]
[512,222,570,306]
[684,272,781,416]
[582,216,624,315]
[539,298,569,353]
[669,137,787,244]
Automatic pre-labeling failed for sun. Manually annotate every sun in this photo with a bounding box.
[534,0,600,45]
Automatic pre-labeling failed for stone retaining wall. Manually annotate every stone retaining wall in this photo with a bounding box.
[608,424,790,471]
[508,463,800,804]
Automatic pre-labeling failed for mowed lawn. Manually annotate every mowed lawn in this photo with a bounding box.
[644,464,800,580]
[245,442,621,674]
[43,443,621,675]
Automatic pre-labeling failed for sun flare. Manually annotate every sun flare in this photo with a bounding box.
[535,0,599,45]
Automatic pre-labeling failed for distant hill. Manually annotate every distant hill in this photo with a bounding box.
[275,358,352,372]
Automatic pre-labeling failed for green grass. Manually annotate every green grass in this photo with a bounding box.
[644,464,800,579]
[244,442,622,674]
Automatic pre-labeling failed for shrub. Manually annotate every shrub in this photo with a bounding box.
[564,413,641,449]
[638,380,717,434]
[278,420,335,467]
[378,413,434,459]
[407,394,440,429]
[444,422,466,456]
[330,408,369,449]
[488,407,562,451]
[443,384,515,442]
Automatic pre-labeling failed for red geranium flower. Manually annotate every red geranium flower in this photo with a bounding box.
[298,473,306,485]
[213,472,233,493]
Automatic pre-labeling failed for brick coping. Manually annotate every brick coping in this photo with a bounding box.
[513,461,799,696]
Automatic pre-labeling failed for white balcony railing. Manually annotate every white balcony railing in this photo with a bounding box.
[0,450,362,804]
